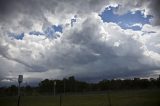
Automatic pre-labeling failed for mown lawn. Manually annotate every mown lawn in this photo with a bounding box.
[0,89,160,106]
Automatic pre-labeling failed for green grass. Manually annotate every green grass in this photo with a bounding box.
[0,89,160,106]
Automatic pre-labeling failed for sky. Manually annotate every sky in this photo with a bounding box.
[0,0,160,86]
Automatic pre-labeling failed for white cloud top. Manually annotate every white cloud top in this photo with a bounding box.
[0,0,160,85]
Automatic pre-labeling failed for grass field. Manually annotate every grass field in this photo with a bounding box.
[0,89,160,106]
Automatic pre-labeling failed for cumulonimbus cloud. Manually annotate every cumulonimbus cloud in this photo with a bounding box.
[0,0,160,84]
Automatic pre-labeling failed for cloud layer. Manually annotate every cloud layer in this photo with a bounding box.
[0,0,160,85]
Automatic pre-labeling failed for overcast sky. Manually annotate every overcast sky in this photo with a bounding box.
[0,0,160,86]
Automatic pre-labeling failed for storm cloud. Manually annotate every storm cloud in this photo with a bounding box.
[0,0,160,85]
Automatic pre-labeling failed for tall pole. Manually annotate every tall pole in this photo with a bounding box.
[107,90,112,106]
[54,81,56,96]
[60,95,62,106]
[17,75,23,106]
[107,84,112,106]
[63,78,66,95]
[17,83,21,106]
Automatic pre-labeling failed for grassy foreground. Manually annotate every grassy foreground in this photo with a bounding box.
[0,89,160,106]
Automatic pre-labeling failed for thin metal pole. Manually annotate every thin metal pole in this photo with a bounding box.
[17,83,21,106]
[106,85,112,106]
[54,84,55,96]
[52,82,54,96]
[60,95,62,106]
[63,79,65,95]
[54,81,56,96]
[107,90,112,106]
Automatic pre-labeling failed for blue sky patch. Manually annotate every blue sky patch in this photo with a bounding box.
[8,25,63,40]
[15,33,24,40]
[44,26,55,38]
[44,25,62,38]
[71,15,77,27]
[29,31,44,36]
[100,7,153,30]
[29,25,62,39]
[53,25,63,33]
[8,32,24,40]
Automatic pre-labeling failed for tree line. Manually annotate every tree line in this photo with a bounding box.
[0,76,160,96]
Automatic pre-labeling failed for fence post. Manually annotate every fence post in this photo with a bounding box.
[60,95,62,106]
[17,83,21,106]
[107,90,112,106]
[17,75,23,106]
